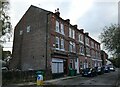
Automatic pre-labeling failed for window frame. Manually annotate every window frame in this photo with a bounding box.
[56,20,60,33]
[80,45,84,55]
[27,25,31,33]
[60,38,65,51]
[79,34,84,43]
[19,30,23,35]
[55,37,60,49]
[60,23,64,35]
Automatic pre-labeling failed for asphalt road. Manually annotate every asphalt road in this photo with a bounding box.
[2,69,120,87]
[46,69,119,86]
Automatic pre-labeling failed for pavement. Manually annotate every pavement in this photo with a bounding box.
[2,75,81,87]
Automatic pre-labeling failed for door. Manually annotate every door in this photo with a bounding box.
[63,59,67,74]
[75,58,79,74]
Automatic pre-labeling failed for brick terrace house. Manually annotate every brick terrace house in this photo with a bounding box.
[101,50,108,66]
[10,5,102,79]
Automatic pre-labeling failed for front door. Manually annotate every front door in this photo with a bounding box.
[63,59,67,74]
[75,58,79,74]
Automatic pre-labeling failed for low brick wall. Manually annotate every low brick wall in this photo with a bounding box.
[2,69,52,85]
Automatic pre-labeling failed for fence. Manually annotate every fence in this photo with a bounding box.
[2,70,45,85]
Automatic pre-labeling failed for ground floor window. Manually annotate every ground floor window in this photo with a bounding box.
[52,58,64,73]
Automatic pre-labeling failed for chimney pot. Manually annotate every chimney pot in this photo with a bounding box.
[74,25,77,28]
[65,19,70,23]
[55,8,60,16]
[85,32,89,36]
[80,29,84,32]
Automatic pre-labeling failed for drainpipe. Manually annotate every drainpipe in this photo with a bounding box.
[45,12,51,70]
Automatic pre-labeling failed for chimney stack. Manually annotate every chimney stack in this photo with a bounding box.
[85,32,89,36]
[74,25,77,29]
[55,8,60,16]
[65,19,70,23]
[80,29,84,33]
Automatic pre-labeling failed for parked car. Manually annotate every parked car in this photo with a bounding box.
[91,67,98,77]
[82,68,92,77]
[104,66,110,73]
[82,68,97,77]
[109,67,115,71]
[96,67,104,75]
[1,67,8,71]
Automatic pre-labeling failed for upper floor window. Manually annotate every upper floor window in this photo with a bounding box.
[85,37,89,46]
[27,25,31,32]
[91,41,94,48]
[55,37,65,51]
[56,21,64,35]
[95,51,99,58]
[55,37,60,49]
[91,50,95,57]
[73,42,76,52]
[96,51,99,58]
[79,34,84,43]
[19,30,23,35]
[69,41,76,53]
[56,21,59,32]
[95,44,98,49]
[98,45,100,50]
[60,38,64,51]
[61,23,64,35]
[80,45,84,55]
[69,28,75,39]
[86,47,90,56]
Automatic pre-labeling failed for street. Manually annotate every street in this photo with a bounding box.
[2,69,119,87]
[46,70,118,86]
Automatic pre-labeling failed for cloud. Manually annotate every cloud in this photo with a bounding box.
[77,2,118,42]
[66,0,95,24]
[6,0,118,52]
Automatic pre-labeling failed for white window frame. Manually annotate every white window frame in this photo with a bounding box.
[86,47,90,56]
[27,25,31,32]
[80,45,84,55]
[69,41,73,52]
[55,37,60,49]
[73,42,76,53]
[79,34,84,43]
[69,28,75,39]
[19,30,23,35]
[85,37,89,46]
[61,23,64,35]
[56,21,59,32]
[72,29,75,39]
[94,50,96,58]
[91,50,94,57]
[52,58,64,73]
[69,28,72,37]
[69,41,76,53]
[95,44,98,49]
[60,38,64,51]
[91,41,94,48]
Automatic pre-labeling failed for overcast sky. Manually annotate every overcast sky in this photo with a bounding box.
[3,0,119,54]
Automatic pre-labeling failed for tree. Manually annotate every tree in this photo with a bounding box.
[0,0,12,68]
[2,50,11,60]
[0,0,12,43]
[100,24,120,67]
[108,57,120,68]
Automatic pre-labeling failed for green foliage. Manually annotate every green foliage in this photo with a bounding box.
[108,58,120,68]
[0,0,12,43]
[100,24,120,55]
[2,50,11,60]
